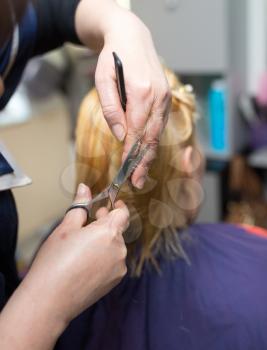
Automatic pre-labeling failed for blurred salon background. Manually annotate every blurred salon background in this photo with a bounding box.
[1,0,267,273]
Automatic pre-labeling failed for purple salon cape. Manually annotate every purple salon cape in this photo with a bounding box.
[56,223,267,350]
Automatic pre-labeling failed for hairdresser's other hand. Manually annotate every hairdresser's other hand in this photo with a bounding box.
[26,183,129,322]
[75,0,171,189]
[0,184,129,350]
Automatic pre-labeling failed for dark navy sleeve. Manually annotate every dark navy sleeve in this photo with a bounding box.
[0,3,37,110]
[0,0,81,110]
[0,191,20,310]
[32,0,81,56]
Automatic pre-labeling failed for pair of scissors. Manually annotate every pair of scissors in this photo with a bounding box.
[66,53,148,221]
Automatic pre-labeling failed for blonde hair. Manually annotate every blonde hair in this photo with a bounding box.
[76,67,198,276]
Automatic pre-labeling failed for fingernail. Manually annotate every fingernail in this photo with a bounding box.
[112,124,125,142]
[77,183,87,196]
[135,177,146,190]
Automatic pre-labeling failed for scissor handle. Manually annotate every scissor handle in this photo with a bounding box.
[113,52,127,111]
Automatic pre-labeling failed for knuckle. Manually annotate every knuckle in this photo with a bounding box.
[121,265,128,277]
[53,224,69,240]
[55,222,68,235]
[157,85,172,106]
[116,261,127,278]
[109,221,120,239]
[134,81,152,99]
[89,222,109,241]
[120,245,128,260]
[125,218,130,231]
[164,87,172,103]
[122,210,130,225]
[145,138,159,150]
[127,127,144,140]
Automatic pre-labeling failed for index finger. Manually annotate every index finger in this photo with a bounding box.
[133,92,171,185]
[107,200,130,236]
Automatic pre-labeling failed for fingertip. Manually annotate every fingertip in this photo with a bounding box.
[116,203,130,224]
[135,177,146,190]
[75,183,91,202]
[96,207,109,220]
[131,165,148,189]
[110,201,129,221]
[111,124,126,142]
[114,200,127,209]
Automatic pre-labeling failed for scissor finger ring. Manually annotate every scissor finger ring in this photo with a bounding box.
[65,202,90,222]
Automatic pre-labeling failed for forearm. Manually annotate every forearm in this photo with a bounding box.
[32,0,142,55]
[32,0,124,56]
[75,0,134,51]
[0,278,65,350]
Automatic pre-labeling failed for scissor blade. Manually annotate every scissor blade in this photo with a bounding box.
[113,140,149,187]
[85,188,110,209]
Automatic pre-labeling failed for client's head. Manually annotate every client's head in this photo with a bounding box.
[76,67,203,275]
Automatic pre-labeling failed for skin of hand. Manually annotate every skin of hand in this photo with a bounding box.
[0,184,129,350]
[75,0,171,190]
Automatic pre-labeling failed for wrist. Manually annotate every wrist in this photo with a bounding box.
[21,274,68,338]
[75,0,122,50]
[75,0,148,51]
[0,276,67,349]
[103,11,151,47]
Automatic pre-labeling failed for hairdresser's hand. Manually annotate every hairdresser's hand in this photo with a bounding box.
[0,184,129,350]
[27,183,129,321]
[75,0,171,189]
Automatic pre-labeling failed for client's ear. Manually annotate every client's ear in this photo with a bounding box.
[181,146,204,179]
[181,146,194,175]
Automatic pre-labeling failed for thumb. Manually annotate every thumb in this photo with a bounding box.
[63,183,91,230]
[95,70,127,142]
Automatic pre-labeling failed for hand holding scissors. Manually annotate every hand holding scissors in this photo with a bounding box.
[67,53,148,221]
